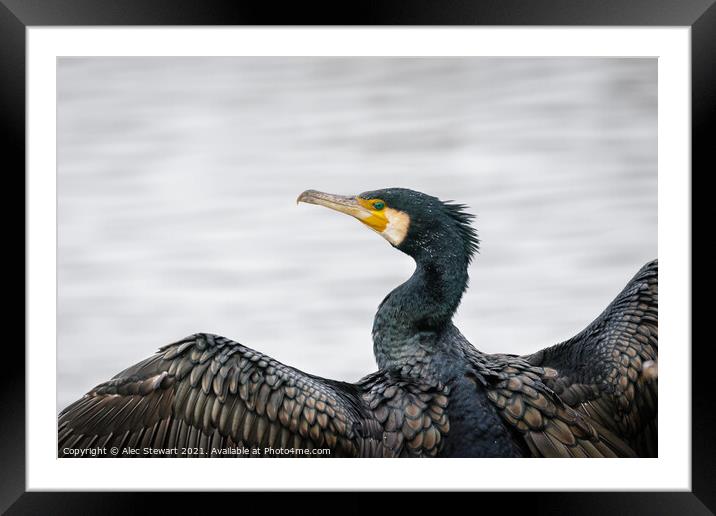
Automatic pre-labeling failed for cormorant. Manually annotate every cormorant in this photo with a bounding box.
[58,188,657,458]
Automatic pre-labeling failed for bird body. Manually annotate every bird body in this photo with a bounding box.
[58,188,657,458]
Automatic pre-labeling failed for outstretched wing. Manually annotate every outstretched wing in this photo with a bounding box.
[525,259,658,456]
[58,333,382,457]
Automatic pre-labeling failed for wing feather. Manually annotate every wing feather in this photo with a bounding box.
[484,360,636,458]
[526,259,658,456]
[58,333,380,457]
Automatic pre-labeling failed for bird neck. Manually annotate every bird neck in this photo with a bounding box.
[372,246,469,372]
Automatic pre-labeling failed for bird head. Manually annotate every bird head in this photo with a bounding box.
[297,188,479,264]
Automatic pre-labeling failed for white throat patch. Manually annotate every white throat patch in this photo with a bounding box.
[381,208,410,246]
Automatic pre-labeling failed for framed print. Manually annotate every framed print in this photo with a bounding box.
[4,0,709,513]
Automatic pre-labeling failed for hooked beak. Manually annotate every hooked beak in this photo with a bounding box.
[297,189,409,246]
[296,189,374,222]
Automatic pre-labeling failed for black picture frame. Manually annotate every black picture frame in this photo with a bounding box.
[3,1,708,513]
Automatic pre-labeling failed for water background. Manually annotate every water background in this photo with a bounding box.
[57,57,657,412]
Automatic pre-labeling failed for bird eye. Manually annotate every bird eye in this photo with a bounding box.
[373,201,385,210]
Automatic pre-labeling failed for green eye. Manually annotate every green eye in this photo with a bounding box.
[373,201,385,210]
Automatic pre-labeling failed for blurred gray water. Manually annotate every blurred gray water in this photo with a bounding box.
[57,57,657,412]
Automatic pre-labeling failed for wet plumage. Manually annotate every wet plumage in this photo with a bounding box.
[58,188,657,457]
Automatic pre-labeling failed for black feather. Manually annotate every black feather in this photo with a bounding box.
[442,201,480,263]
